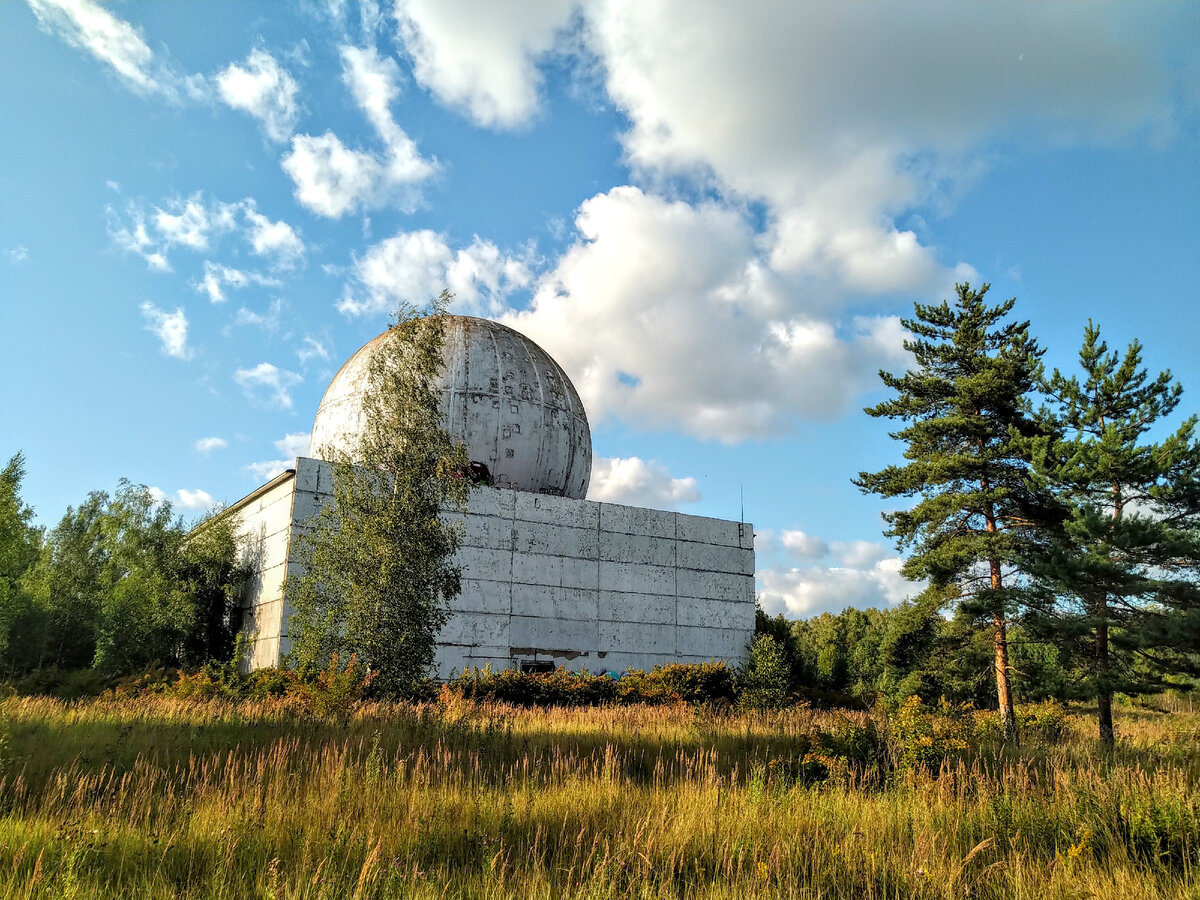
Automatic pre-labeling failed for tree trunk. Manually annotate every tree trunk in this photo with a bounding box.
[982,495,1018,745]
[1096,611,1115,748]
[991,558,1018,745]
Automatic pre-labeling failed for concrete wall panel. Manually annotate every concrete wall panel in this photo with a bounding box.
[676,514,744,547]
[677,541,754,576]
[599,590,675,625]
[599,532,676,567]
[511,615,597,653]
[453,579,512,615]
[513,521,598,559]
[441,611,509,647]
[677,596,753,631]
[511,583,598,621]
[599,621,675,655]
[599,504,675,539]
[599,561,675,595]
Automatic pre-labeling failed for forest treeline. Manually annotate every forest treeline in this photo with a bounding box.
[0,462,247,693]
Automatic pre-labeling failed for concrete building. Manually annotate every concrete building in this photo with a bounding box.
[228,316,755,677]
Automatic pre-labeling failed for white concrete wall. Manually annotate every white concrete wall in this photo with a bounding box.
[231,458,756,677]
[228,471,298,670]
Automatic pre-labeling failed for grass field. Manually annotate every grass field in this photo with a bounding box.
[0,694,1196,898]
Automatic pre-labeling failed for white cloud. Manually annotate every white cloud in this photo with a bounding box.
[581,1,1174,301]
[174,488,216,511]
[140,301,191,360]
[244,459,292,482]
[757,537,918,619]
[296,336,330,365]
[281,46,435,218]
[107,207,170,271]
[7,246,29,263]
[194,436,228,454]
[339,230,531,316]
[235,298,284,332]
[394,0,576,128]
[234,362,302,408]
[109,194,303,275]
[587,457,699,510]
[275,432,311,459]
[215,48,301,142]
[153,194,238,251]
[196,261,281,304]
[27,0,181,99]
[503,187,911,441]
[242,203,305,268]
[244,431,311,483]
[149,486,214,510]
[780,530,829,561]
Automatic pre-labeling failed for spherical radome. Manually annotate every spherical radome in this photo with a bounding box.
[310,316,592,499]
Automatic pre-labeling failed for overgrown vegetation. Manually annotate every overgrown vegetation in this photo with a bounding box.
[289,294,470,696]
[0,693,1195,898]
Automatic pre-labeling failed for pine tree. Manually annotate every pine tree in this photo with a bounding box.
[1024,323,1200,746]
[288,293,470,696]
[855,283,1043,741]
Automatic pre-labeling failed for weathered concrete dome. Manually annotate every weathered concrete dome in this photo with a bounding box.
[311,316,591,498]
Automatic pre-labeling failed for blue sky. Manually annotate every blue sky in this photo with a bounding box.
[3,1,1198,618]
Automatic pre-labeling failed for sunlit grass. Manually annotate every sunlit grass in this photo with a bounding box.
[0,696,1195,898]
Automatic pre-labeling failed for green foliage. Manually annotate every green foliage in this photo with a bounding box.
[0,453,43,670]
[1,476,249,681]
[1025,321,1200,744]
[289,294,470,697]
[889,696,972,773]
[288,653,376,723]
[736,634,791,710]
[444,662,735,707]
[856,283,1046,739]
[618,661,735,705]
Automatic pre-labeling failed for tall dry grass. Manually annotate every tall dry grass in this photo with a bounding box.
[0,695,1195,898]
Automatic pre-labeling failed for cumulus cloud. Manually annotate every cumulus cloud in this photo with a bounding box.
[194,436,228,454]
[234,362,302,408]
[235,298,284,332]
[587,457,700,510]
[275,432,312,459]
[216,48,301,142]
[153,195,238,251]
[109,194,304,274]
[244,431,311,483]
[339,230,531,316]
[296,336,331,365]
[395,0,576,128]
[586,1,1172,287]
[244,459,291,482]
[756,534,920,618]
[504,187,912,441]
[140,301,190,360]
[242,202,306,268]
[25,0,205,101]
[107,207,170,271]
[196,262,281,304]
[149,486,217,510]
[7,246,29,264]
[281,45,435,218]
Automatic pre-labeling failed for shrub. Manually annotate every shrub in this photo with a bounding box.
[890,695,971,773]
[618,662,735,706]
[287,653,376,723]
[735,634,791,710]
[442,662,734,708]
[12,666,108,699]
